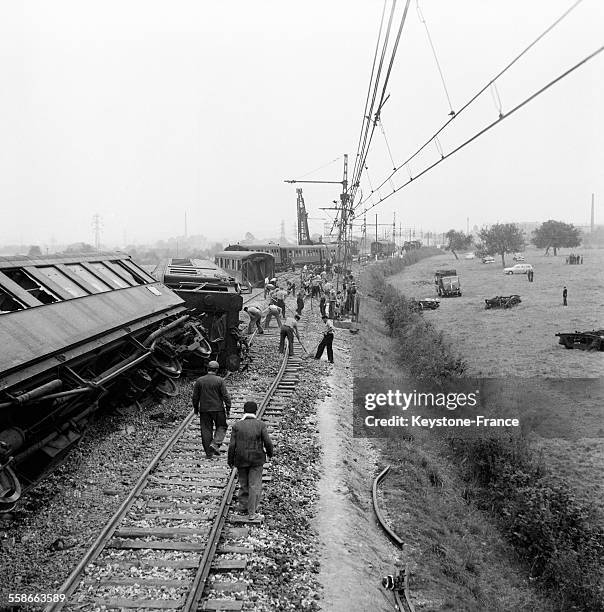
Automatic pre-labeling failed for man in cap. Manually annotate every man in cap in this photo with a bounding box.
[192,361,232,458]
[228,400,273,520]
[243,305,263,334]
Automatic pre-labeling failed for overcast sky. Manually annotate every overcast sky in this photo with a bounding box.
[1,0,602,247]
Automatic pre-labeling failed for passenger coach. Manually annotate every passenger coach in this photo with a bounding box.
[214,251,275,289]
[225,243,333,270]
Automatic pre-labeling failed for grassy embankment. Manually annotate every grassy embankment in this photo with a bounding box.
[353,249,603,611]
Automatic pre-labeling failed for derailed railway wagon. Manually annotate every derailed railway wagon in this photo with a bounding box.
[153,258,244,371]
[214,250,275,289]
[0,253,212,510]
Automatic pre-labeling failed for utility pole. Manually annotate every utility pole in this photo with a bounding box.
[184,211,188,239]
[285,154,350,288]
[375,213,378,244]
[591,193,595,233]
[92,213,102,251]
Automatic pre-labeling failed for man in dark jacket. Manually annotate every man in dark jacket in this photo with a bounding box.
[228,401,273,520]
[192,361,232,459]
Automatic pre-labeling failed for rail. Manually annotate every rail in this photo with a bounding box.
[46,315,296,611]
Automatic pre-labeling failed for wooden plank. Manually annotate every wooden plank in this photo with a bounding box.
[148,477,225,487]
[211,559,247,570]
[108,539,204,551]
[228,516,263,525]
[202,600,243,611]
[211,581,247,593]
[144,501,211,510]
[217,545,253,554]
[140,489,222,498]
[94,597,183,609]
[143,513,214,521]
[226,527,249,538]
[115,527,209,538]
[99,558,199,569]
[88,578,191,588]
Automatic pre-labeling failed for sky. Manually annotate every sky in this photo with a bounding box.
[0,0,602,248]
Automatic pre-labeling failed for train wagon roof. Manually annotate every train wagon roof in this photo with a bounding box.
[214,251,275,260]
[157,258,232,281]
[226,243,280,250]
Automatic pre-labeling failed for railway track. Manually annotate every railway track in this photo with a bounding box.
[45,308,306,611]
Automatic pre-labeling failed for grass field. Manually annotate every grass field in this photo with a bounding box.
[388,247,604,378]
[387,247,604,514]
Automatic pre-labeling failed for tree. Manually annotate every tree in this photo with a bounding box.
[444,230,473,260]
[531,220,581,255]
[478,223,525,267]
[27,245,42,257]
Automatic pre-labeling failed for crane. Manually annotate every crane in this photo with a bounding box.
[296,188,313,245]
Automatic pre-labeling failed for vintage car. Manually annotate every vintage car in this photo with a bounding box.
[482,256,495,264]
[503,263,533,275]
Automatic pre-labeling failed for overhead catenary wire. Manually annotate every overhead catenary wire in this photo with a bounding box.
[358,42,604,215]
[416,0,455,115]
[351,0,388,187]
[353,0,586,210]
[294,156,344,180]
[351,0,399,190]
[350,0,412,205]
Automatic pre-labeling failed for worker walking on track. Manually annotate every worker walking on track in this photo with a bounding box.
[315,316,335,363]
[279,313,302,356]
[296,291,305,316]
[192,361,232,459]
[243,305,263,334]
[228,400,273,520]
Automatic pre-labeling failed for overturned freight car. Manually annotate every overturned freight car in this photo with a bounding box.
[0,252,212,511]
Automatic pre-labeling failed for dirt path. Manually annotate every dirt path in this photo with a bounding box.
[315,329,402,611]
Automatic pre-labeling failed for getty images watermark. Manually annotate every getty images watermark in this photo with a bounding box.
[353,378,604,439]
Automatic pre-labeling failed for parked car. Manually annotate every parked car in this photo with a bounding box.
[504,263,533,275]
[482,256,495,264]
[464,252,475,260]
[513,253,526,262]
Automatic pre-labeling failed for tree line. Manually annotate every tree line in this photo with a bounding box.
[444,220,582,266]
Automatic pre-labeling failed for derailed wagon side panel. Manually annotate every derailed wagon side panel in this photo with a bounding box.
[0,283,184,391]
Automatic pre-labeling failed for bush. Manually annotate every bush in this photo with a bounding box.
[370,251,604,610]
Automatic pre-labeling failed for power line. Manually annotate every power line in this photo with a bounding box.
[350,0,412,205]
[354,0,586,210]
[358,43,604,215]
[351,0,388,186]
[294,155,344,180]
[416,0,455,115]
[351,0,398,189]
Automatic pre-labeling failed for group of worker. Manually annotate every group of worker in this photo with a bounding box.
[192,360,273,520]
[243,274,337,362]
